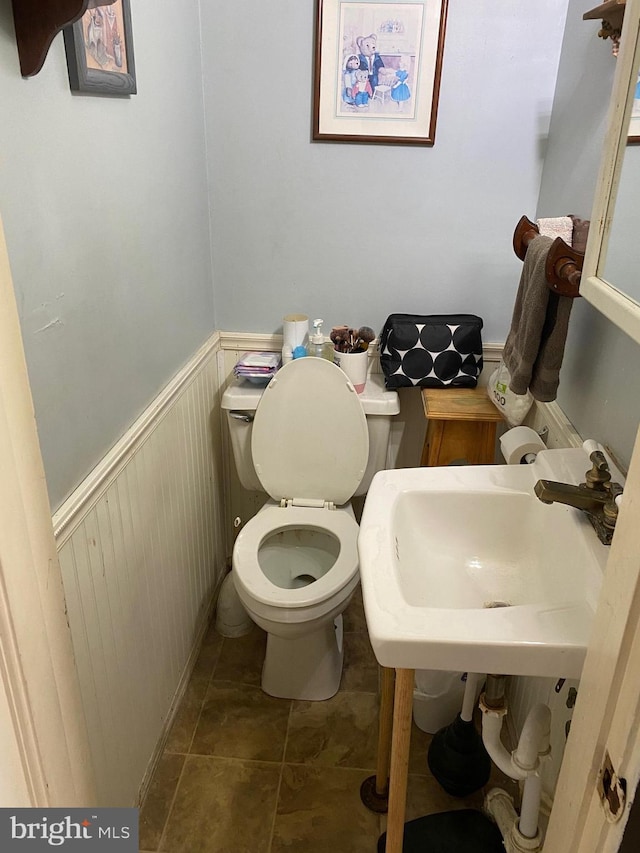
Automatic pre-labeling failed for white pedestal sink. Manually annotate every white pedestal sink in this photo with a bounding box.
[358,448,612,679]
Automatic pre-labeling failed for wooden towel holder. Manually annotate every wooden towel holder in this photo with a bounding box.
[512,215,583,298]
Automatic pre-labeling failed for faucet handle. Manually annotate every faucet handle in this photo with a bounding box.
[583,439,605,456]
[584,449,611,491]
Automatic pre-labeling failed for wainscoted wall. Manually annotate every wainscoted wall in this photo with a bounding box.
[50,328,588,808]
[52,334,227,807]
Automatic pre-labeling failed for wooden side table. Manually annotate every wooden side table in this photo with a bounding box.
[420,387,504,467]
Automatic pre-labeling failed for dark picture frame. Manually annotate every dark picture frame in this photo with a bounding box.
[313,0,448,145]
[63,0,136,96]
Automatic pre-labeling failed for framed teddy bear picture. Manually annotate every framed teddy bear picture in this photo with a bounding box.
[313,0,448,145]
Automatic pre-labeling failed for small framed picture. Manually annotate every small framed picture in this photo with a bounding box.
[63,1,136,96]
[313,0,448,145]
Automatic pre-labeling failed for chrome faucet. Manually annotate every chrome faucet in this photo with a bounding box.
[534,448,623,546]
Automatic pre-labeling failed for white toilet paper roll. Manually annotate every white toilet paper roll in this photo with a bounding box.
[282,314,309,349]
[500,426,546,465]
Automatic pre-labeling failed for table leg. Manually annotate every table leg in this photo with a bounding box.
[360,665,396,812]
[376,666,396,794]
[385,668,415,853]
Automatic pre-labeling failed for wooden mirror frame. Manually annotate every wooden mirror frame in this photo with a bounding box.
[580,0,640,344]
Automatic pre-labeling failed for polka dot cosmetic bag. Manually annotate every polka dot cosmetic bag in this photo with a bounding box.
[379,314,484,389]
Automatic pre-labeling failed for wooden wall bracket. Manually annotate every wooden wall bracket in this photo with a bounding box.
[513,215,540,262]
[512,215,583,298]
[583,1,626,50]
[11,0,116,78]
[545,239,584,297]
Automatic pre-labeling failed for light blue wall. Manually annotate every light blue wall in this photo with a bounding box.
[538,0,640,470]
[203,0,568,343]
[0,0,215,509]
[11,1,633,510]
[537,1,615,220]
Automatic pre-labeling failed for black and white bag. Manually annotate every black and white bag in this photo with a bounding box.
[379,314,484,389]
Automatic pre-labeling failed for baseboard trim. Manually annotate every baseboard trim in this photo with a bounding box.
[219,331,281,351]
[524,398,583,450]
[482,343,504,364]
[219,331,504,364]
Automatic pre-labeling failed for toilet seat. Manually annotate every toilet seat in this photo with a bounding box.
[233,504,359,609]
[233,360,366,644]
[252,358,369,505]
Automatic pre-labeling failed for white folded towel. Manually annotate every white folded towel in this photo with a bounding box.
[536,216,573,246]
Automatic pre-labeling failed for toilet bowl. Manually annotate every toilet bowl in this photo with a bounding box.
[233,502,361,699]
[227,358,391,701]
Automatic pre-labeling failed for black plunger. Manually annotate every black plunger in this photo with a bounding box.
[427,673,491,797]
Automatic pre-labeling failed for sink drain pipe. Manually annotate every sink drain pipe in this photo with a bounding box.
[480,675,551,852]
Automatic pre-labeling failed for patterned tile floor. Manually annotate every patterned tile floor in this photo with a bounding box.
[139,587,515,852]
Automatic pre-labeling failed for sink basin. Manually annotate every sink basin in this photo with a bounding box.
[358,448,612,678]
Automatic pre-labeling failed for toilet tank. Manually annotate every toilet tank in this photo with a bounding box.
[221,370,400,497]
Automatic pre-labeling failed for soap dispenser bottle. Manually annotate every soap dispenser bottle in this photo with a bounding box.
[308,319,333,360]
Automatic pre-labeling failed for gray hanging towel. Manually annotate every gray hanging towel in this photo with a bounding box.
[502,234,574,403]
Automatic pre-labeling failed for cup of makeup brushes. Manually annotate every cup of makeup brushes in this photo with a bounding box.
[334,349,369,393]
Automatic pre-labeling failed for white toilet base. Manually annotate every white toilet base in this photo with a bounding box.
[261,615,345,700]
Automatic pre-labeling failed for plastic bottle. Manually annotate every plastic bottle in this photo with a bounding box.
[308,319,335,360]
[308,319,324,357]
[282,344,293,365]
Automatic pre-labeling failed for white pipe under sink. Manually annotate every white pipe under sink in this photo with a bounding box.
[482,702,551,781]
[481,689,551,851]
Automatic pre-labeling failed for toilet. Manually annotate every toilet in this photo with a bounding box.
[222,357,399,700]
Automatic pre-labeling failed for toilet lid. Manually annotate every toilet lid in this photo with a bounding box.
[251,358,369,505]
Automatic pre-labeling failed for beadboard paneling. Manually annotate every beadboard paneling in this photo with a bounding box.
[55,336,226,806]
